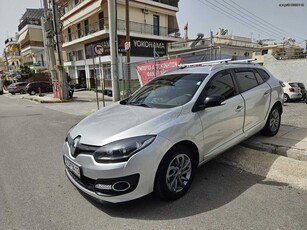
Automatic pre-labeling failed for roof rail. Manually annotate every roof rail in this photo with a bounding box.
[178,58,257,69]
[178,59,232,68]
[225,58,257,63]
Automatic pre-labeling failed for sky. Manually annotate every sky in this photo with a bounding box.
[1,0,307,53]
[177,0,307,47]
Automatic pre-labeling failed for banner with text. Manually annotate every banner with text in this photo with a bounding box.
[136,57,181,85]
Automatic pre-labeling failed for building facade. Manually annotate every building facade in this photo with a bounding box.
[4,37,21,78]
[168,28,263,64]
[17,9,48,73]
[56,0,180,89]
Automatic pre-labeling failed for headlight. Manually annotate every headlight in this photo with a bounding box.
[94,135,156,163]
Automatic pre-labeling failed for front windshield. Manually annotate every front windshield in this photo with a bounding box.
[125,73,208,108]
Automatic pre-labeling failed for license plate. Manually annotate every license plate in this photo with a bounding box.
[64,156,81,178]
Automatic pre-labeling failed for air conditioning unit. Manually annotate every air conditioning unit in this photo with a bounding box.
[143,9,150,14]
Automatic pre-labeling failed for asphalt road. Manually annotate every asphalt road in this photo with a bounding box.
[281,100,307,128]
[0,95,306,230]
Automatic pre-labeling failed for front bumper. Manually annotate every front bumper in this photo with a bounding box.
[63,136,172,203]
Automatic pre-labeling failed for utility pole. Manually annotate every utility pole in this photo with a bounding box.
[125,0,131,97]
[108,0,120,101]
[210,30,213,61]
[52,0,68,100]
[43,0,57,82]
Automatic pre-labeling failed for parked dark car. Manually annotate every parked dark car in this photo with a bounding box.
[26,82,53,95]
[8,82,28,95]
[0,80,3,95]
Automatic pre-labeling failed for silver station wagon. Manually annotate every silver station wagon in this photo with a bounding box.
[63,60,284,203]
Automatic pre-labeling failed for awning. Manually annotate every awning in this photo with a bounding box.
[62,0,102,30]
[168,15,179,34]
[18,31,28,43]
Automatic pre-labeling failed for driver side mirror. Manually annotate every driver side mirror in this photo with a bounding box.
[192,96,225,112]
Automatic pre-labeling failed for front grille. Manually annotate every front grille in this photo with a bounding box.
[66,135,98,158]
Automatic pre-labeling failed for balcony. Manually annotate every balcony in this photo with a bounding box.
[152,0,179,7]
[63,17,178,43]
[18,18,42,31]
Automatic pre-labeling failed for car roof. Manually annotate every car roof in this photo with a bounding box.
[164,62,263,76]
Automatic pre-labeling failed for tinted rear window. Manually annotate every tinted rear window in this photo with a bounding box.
[289,83,298,87]
[256,69,271,81]
[235,70,259,92]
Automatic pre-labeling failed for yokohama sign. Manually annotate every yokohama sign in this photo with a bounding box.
[136,57,181,85]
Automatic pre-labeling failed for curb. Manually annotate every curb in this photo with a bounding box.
[217,146,307,190]
[21,95,62,103]
[241,125,307,163]
[21,95,113,103]
[241,140,307,162]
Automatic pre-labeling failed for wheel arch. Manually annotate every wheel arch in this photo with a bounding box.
[272,101,283,114]
[156,140,200,173]
[153,140,200,200]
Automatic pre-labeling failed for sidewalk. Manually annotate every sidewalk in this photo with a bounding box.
[20,89,113,103]
[20,91,307,190]
[219,126,307,190]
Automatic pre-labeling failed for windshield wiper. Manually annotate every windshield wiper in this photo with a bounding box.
[127,102,152,108]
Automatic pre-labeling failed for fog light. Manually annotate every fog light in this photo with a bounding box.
[93,174,140,196]
[112,181,130,192]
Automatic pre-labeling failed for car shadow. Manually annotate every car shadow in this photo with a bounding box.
[78,160,288,220]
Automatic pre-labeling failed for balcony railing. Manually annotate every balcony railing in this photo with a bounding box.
[152,0,179,7]
[59,0,178,16]
[18,18,42,31]
[63,18,177,43]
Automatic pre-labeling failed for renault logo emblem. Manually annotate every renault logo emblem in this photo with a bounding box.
[71,136,81,156]
[73,136,81,148]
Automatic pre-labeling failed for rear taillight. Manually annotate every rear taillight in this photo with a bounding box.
[289,88,294,92]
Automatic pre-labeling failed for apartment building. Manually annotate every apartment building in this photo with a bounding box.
[252,38,304,64]
[17,9,47,72]
[4,37,21,77]
[168,28,262,64]
[56,0,180,89]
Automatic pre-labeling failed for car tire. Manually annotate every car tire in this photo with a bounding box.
[30,90,36,95]
[154,145,197,201]
[11,93,15,95]
[283,94,289,102]
[19,89,25,94]
[261,105,281,137]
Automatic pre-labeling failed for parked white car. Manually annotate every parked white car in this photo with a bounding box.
[63,61,284,203]
[282,82,302,102]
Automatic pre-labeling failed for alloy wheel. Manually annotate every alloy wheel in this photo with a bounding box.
[166,154,192,193]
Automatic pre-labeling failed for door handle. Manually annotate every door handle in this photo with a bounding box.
[235,105,243,112]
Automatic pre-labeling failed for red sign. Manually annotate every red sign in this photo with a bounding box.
[136,58,181,85]
[93,43,104,55]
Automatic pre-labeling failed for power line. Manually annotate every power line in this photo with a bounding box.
[227,0,305,41]
[196,0,305,42]
[214,0,285,39]
[197,0,281,40]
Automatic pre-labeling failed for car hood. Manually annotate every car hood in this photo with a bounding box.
[69,103,182,146]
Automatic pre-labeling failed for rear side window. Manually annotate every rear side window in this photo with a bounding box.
[257,69,271,82]
[289,83,298,87]
[254,72,264,84]
[235,70,259,92]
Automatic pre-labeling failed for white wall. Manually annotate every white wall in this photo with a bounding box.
[263,54,307,85]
